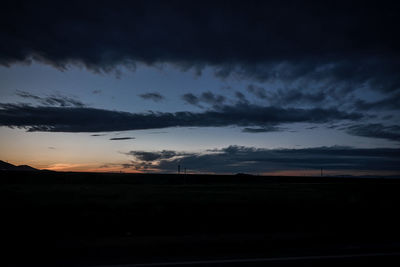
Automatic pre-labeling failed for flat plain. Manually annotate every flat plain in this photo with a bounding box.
[2,171,400,266]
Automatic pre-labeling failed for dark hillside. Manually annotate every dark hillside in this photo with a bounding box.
[0,160,38,171]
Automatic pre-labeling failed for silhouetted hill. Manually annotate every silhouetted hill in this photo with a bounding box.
[0,160,38,171]
[0,160,15,170]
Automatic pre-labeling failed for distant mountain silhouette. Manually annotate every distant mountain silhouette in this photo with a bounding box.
[0,160,38,171]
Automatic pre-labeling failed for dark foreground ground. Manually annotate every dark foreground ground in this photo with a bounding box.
[2,171,400,266]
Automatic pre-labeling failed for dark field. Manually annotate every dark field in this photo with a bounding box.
[2,171,400,266]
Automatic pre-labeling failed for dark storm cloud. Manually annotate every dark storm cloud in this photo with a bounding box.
[235,91,248,104]
[1,1,399,91]
[382,115,394,120]
[139,92,165,102]
[247,85,267,99]
[0,102,362,132]
[266,89,326,106]
[346,124,400,142]
[16,90,85,107]
[246,85,327,106]
[109,137,135,140]
[152,146,400,173]
[354,92,400,111]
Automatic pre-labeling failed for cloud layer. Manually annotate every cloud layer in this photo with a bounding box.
[0,103,361,132]
[346,124,400,142]
[124,145,400,174]
[1,1,399,91]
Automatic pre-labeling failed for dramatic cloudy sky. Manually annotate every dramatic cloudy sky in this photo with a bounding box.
[0,0,399,175]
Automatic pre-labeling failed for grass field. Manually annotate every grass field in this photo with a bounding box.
[2,171,400,265]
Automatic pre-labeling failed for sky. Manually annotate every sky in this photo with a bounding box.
[0,0,399,175]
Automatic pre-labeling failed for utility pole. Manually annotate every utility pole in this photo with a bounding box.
[178,164,181,174]
[321,168,323,177]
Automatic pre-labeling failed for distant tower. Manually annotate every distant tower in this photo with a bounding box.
[178,164,181,174]
[184,168,187,175]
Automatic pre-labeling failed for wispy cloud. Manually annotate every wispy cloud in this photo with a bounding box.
[16,90,85,107]
[109,137,135,140]
[139,92,165,102]
[125,150,183,162]
[182,91,226,109]
[242,126,282,133]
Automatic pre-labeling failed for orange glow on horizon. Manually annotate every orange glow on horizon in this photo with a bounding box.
[42,163,143,173]
[4,159,398,176]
